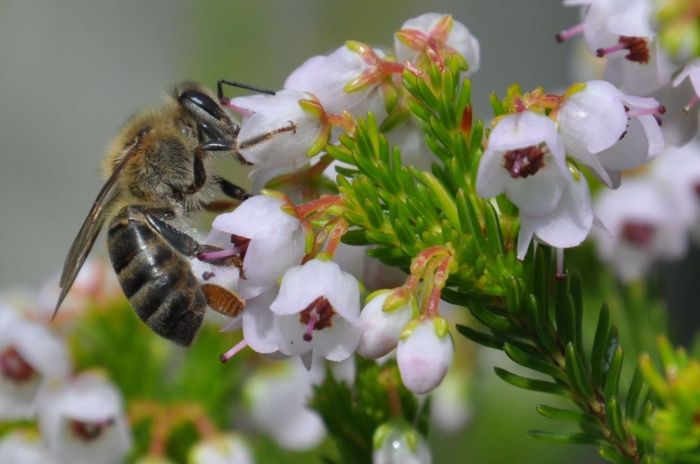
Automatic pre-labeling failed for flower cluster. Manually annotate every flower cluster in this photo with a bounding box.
[0,276,131,464]
[195,14,481,401]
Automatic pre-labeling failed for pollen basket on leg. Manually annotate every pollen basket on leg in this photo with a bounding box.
[298,296,335,342]
[502,144,547,179]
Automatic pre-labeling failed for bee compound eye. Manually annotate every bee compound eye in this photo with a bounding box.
[179,90,227,122]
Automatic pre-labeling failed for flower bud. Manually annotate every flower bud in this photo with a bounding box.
[189,434,253,464]
[357,290,417,359]
[372,421,432,464]
[396,316,453,394]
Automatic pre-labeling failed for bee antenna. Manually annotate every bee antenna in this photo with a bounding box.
[217,79,275,104]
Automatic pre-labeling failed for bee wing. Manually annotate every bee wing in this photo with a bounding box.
[53,145,140,319]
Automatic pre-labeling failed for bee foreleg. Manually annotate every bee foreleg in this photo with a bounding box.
[215,176,249,201]
[184,146,207,195]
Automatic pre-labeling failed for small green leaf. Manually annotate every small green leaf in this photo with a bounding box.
[598,446,628,464]
[494,367,571,397]
[605,396,627,444]
[340,229,370,246]
[564,343,593,398]
[535,405,596,426]
[528,430,599,445]
[469,304,519,333]
[504,343,564,381]
[604,345,624,399]
[455,324,504,349]
[591,304,611,387]
[420,172,460,230]
[625,367,645,420]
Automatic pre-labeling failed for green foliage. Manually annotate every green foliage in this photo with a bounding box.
[327,57,699,463]
[309,359,427,464]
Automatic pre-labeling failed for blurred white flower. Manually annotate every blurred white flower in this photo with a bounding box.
[372,421,432,464]
[650,141,700,238]
[0,307,70,420]
[208,195,306,300]
[271,259,362,364]
[37,373,132,464]
[243,358,326,450]
[396,316,453,394]
[0,431,56,464]
[395,13,480,75]
[357,290,417,360]
[189,434,253,464]
[593,178,688,281]
[429,367,472,433]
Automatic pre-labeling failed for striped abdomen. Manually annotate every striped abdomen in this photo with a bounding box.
[107,206,206,346]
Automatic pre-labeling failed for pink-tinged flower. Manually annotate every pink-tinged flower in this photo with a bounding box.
[517,167,594,259]
[284,42,393,118]
[189,434,253,464]
[0,308,70,419]
[673,59,700,113]
[230,90,324,169]
[372,421,432,464]
[557,80,664,187]
[477,111,570,217]
[397,316,453,394]
[243,358,325,450]
[240,288,281,354]
[650,141,700,237]
[37,373,132,464]
[593,178,688,281]
[559,0,655,60]
[207,195,306,300]
[271,259,362,363]
[357,290,417,360]
[395,13,480,75]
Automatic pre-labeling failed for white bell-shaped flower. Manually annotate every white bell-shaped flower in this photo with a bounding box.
[37,373,132,464]
[477,111,570,217]
[357,290,417,360]
[231,90,322,169]
[0,308,70,420]
[517,167,594,259]
[557,80,664,186]
[593,178,688,281]
[270,259,362,363]
[372,421,432,464]
[284,43,389,118]
[394,13,480,75]
[210,195,306,300]
[189,434,254,464]
[396,316,453,394]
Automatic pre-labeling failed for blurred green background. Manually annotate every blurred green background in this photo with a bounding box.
[0,1,609,462]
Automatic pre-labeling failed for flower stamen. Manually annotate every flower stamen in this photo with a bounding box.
[556,23,585,42]
[299,296,335,341]
[69,418,115,441]
[503,145,547,178]
[596,36,650,63]
[622,221,655,248]
[0,346,35,383]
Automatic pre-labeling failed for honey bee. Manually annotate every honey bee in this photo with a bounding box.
[54,80,291,346]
